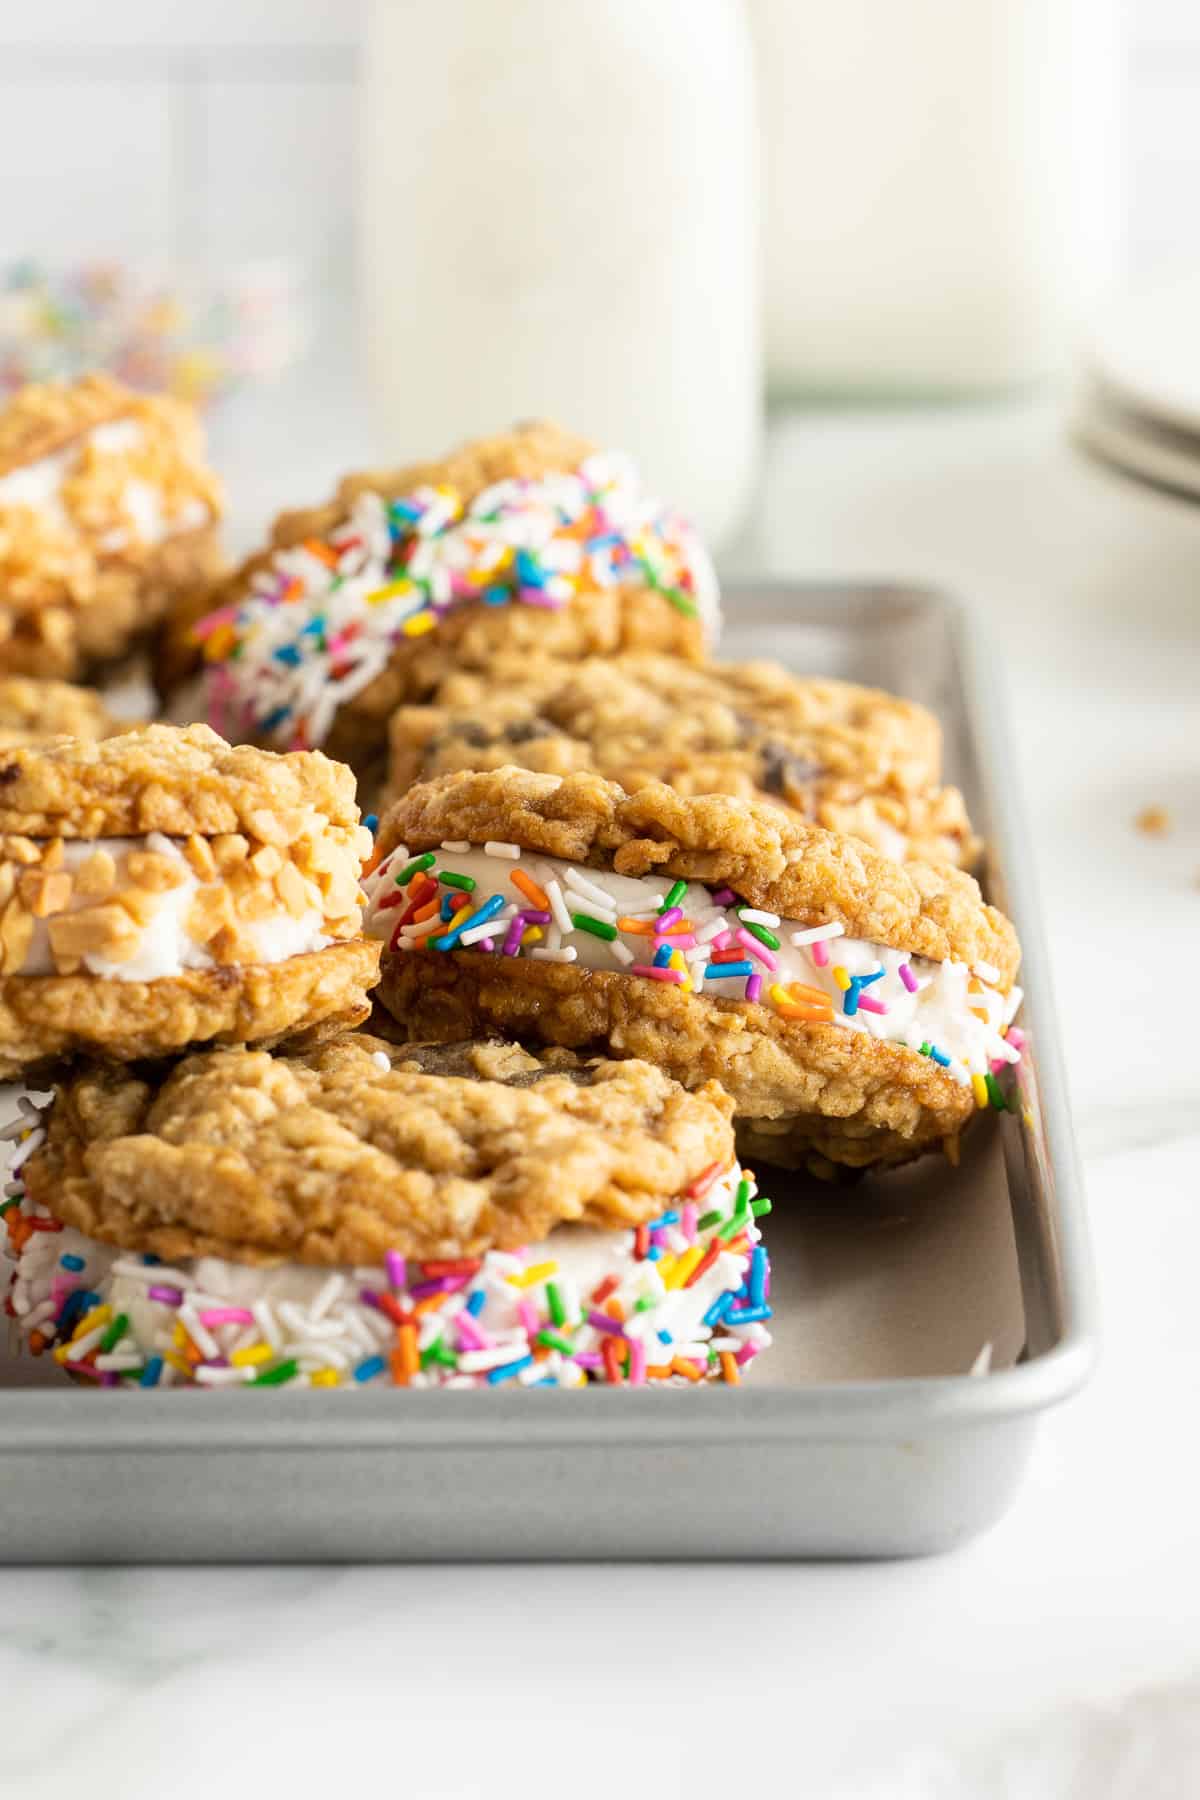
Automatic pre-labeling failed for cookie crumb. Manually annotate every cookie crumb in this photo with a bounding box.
[1135,805,1172,837]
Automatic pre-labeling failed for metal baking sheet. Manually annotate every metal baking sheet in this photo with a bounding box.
[0,584,1097,1561]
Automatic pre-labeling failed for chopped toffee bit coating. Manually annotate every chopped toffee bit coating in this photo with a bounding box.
[0,373,223,679]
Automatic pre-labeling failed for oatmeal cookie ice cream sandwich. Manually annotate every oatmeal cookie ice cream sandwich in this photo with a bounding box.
[3,1035,773,1389]
[166,421,719,776]
[0,676,116,748]
[0,722,379,1075]
[0,373,223,679]
[386,650,980,868]
[366,768,1024,1174]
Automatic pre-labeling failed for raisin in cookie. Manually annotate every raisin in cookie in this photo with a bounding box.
[386,651,979,867]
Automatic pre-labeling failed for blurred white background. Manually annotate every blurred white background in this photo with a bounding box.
[0,0,1194,307]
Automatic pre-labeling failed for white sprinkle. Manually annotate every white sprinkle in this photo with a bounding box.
[440,840,471,853]
[695,917,728,945]
[544,878,573,936]
[459,919,503,946]
[194,1365,256,1386]
[111,1258,188,1284]
[565,896,617,927]
[277,1303,340,1339]
[790,922,845,946]
[6,1130,46,1172]
[563,867,619,911]
[484,840,521,859]
[94,1353,142,1372]
[400,912,444,941]
[63,1324,107,1360]
[252,1300,278,1346]
[530,946,578,963]
[418,1313,446,1352]
[610,939,635,967]
[737,907,780,928]
[360,1308,393,1347]
[310,1273,346,1319]
[180,1306,220,1361]
[457,1345,526,1374]
[289,1340,352,1369]
[371,1051,390,1072]
[969,1342,993,1377]
[972,961,1001,985]
[946,1058,971,1086]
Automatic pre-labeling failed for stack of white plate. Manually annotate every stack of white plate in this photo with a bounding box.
[1074,276,1200,501]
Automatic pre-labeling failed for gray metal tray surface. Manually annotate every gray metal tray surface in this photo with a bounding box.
[0,584,1097,1561]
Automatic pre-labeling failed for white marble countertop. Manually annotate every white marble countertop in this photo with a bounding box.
[2,389,1198,1797]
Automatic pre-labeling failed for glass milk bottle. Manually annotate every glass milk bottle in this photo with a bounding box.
[361,0,761,549]
[749,0,1122,395]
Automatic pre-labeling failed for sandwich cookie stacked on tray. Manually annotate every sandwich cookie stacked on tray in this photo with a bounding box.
[0,722,379,1074]
[385,649,980,868]
[0,372,223,679]
[159,421,719,782]
[2,1035,774,1388]
[365,768,1023,1174]
[1,405,1015,1402]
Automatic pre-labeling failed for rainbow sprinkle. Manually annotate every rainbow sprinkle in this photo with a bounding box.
[193,451,718,748]
[0,260,301,406]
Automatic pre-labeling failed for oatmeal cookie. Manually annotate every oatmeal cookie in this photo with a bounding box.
[0,676,116,747]
[0,939,378,1076]
[367,769,1023,1172]
[0,373,224,679]
[0,722,377,1076]
[161,421,718,777]
[385,651,979,866]
[0,720,358,838]
[4,1037,773,1388]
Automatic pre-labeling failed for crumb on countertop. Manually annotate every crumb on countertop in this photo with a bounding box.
[1135,805,1172,838]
